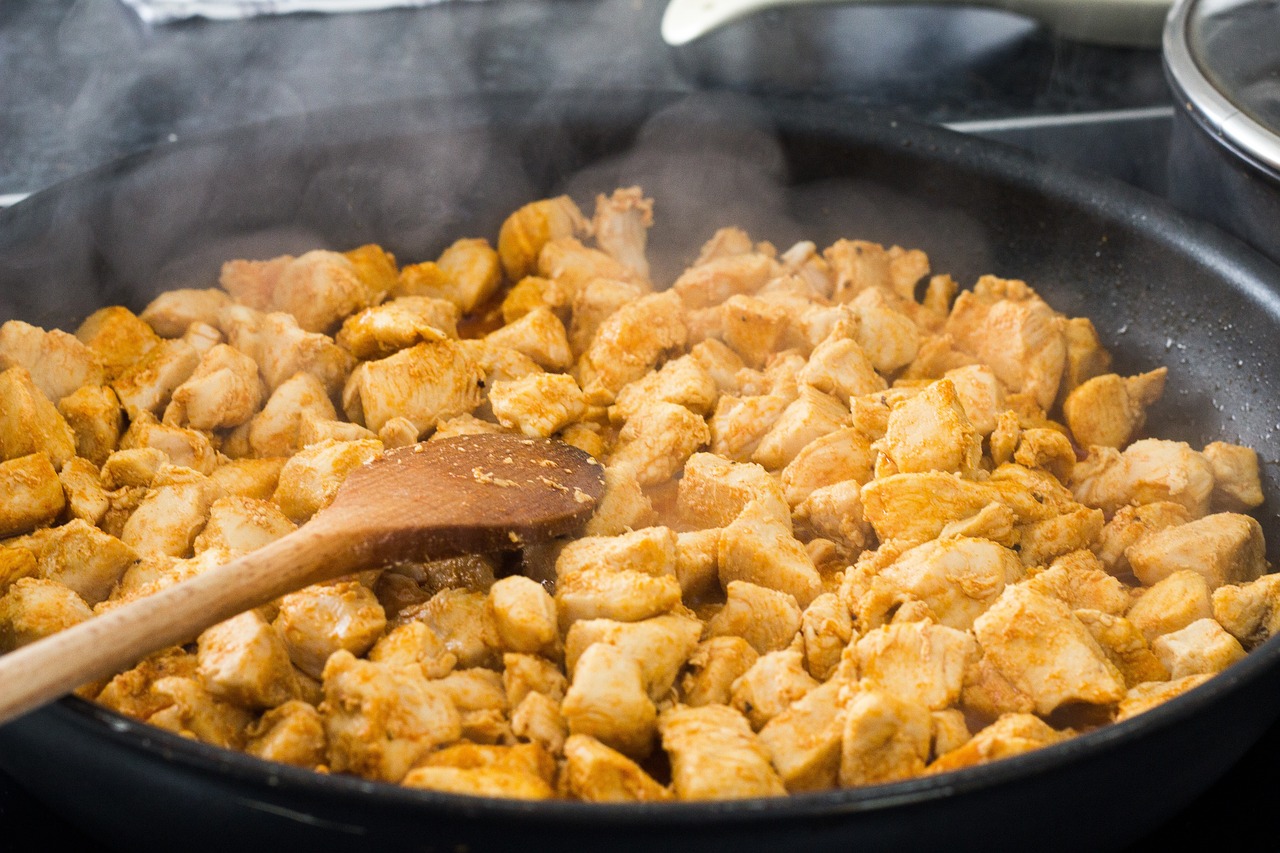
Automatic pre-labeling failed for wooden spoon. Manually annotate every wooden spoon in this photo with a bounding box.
[0,433,605,727]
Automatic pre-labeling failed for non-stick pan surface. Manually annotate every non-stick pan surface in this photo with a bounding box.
[1,91,1279,853]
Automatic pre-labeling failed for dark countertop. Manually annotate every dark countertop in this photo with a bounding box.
[0,1,1271,851]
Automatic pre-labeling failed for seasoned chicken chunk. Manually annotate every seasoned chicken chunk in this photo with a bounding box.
[1212,574,1280,649]
[719,498,822,607]
[75,306,161,380]
[838,687,933,787]
[678,636,760,708]
[163,343,264,430]
[400,238,503,313]
[705,581,803,655]
[561,641,657,759]
[1062,368,1167,449]
[487,575,559,656]
[1092,501,1192,577]
[576,291,688,405]
[564,613,702,702]
[110,338,202,422]
[488,372,586,438]
[752,386,848,472]
[729,647,819,731]
[1070,438,1215,519]
[140,288,234,338]
[245,372,338,458]
[335,296,457,360]
[145,675,254,749]
[244,700,327,768]
[610,355,718,423]
[343,340,483,436]
[0,366,77,469]
[1125,512,1266,589]
[56,384,123,466]
[0,453,66,539]
[497,195,589,282]
[562,733,671,802]
[271,438,383,523]
[196,609,300,709]
[192,495,296,555]
[0,576,94,652]
[756,677,847,792]
[1150,618,1246,679]
[876,537,1024,630]
[591,187,654,283]
[659,703,785,800]
[927,713,1067,774]
[218,306,353,398]
[779,427,876,509]
[274,580,387,679]
[221,250,373,334]
[0,319,105,403]
[36,519,136,606]
[608,400,709,487]
[856,621,978,711]
[880,378,981,476]
[1202,441,1266,512]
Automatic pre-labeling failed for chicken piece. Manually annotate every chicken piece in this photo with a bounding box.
[0,453,66,539]
[755,677,848,792]
[56,384,123,466]
[511,690,569,757]
[433,669,509,741]
[927,713,1067,774]
[659,703,786,800]
[0,576,94,652]
[729,647,819,731]
[796,329,886,406]
[607,400,709,487]
[246,372,339,458]
[401,765,553,800]
[117,466,222,559]
[428,237,505,312]
[824,239,900,302]
[855,620,977,711]
[1058,315,1113,403]
[876,537,1024,631]
[705,581,804,655]
[1070,438,1216,519]
[0,366,77,469]
[342,340,483,435]
[488,372,587,438]
[1092,501,1192,577]
[706,392,792,463]
[501,275,572,325]
[843,288,921,374]
[556,527,677,580]
[1073,609,1169,687]
[575,291,688,405]
[1150,618,1246,679]
[110,337,201,422]
[1212,574,1280,649]
[936,502,1020,548]
[497,195,589,282]
[719,498,822,608]
[339,243,397,302]
[581,464,656,537]
[591,187,654,282]
[90,645,199,718]
[192,495,296,555]
[778,427,876,510]
[244,700,327,768]
[484,306,573,372]
[271,438,383,523]
[671,252,777,311]
[562,276,643,354]
[1062,368,1167,450]
[208,457,286,501]
[940,364,1005,436]
[140,288,234,337]
[677,452,791,531]
[562,733,672,802]
[609,355,718,424]
[419,741,556,788]
[793,480,872,560]
[161,343,263,431]
[0,319,105,403]
[555,566,683,631]
[564,613,702,702]
[407,587,500,670]
[561,641,657,759]
[879,378,981,478]
[101,447,162,494]
[319,650,461,783]
[368,620,457,680]
[1114,673,1213,722]
[678,636,759,708]
[221,250,373,334]
[1013,427,1077,485]
[144,675,254,749]
[273,580,387,679]
[838,687,932,787]
[1125,512,1266,590]
[0,544,38,594]
[1024,551,1131,615]
[713,294,792,370]
[35,519,136,606]
[119,413,217,475]
[972,584,1126,715]
[487,575,559,656]
[944,276,1067,410]
[798,592,853,681]
[899,332,978,382]
[751,386,848,472]
[218,306,353,398]
[184,321,226,356]
[196,609,301,709]
[1202,441,1266,512]
[334,297,457,361]
[74,305,161,380]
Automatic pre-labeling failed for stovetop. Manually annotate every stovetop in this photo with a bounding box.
[0,1,1273,851]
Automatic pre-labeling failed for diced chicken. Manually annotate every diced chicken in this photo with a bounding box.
[1073,609,1169,687]
[778,427,876,509]
[244,700,327,768]
[838,687,932,786]
[145,675,254,749]
[0,319,105,403]
[927,713,1067,774]
[580,464,655,537]
[751,386,848,472]
[335,296,457,361]
[941,364,1005,435]
[488,373,587,438]
[0,453,66,539]
[562,733,672,802]
[608,400,709,487]
[162,343,264,430]
[576,291,688,405]
[719,498,822,608]
[876,537,1024,630]
[564,613,702,702]
[561,641,657,759]
[511,690,569,757]
[1150,618,1246,679]
[705,581,803,655]
[672,252,777,310]
[246,372,339,458]
[609,355,718,425]
[796,328,886,406]
[879,378,981,476]
[342,340,483,435]
[119,413,217,475]
[110,338,201,422]
[218,306,353,399]
[845,288,921,374]
[271,438,383,523]
[0,576,94,652]
[1070,438,1216,519]
[102,446,166,491]
[192,495,296,555]
[729,647,819,730]
[679,637,759,708]
[755,677,847,792]
[590,187,654,282]
[799,592,854,681]
[400,587,499,670]
[221,250,373,334]
[368,620,457,680]
[1092,501,1192,577]
[1058,316,1113,403]
[1125,512,1266,589]
[706,392,791,463]
[497,195,589,282]
[856,621,977,711]
[555,567,683,630]
[658,703,786,800]
[208,457,287,501]
[1023,550,1131,615]
[1212,574,1280,649]
[1203,441,1266,512]
[56,384,123,466]
[1062,368,1167,449]
[1114,674,1213,722]
[0,366,77,469]
[677,453,791,533]
[487,575,559,655]
[75,306,161,380]
[140,288,234,338]
[406,237,504,313]
[196,609,300,709]
[35,519,136,606]
[1013,427,1077,484]
[484,306,573,372]
[502,652,567,706]
[793,480,873,560]
[273,580,387,679]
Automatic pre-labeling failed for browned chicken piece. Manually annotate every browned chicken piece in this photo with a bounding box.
[0,545,37,595]
[716,294,795,370]
[1057,316,1113,404]
[484,306,573,372]
[935,502,1019,549]
[419,741,555,786]
[564,613,703,702]
[659,703,786,800]
[369,621,458,681]
[196,609,301,709]
[1125,512,1266,590]
[109,337,202,422]
[591,187,654,283]
[487,575,559,656]
[688,338,748,396]
[1092,501,1192,577]
[1114,673,1213,722]
[274,580,388,680]
[562,733,672,802]
[729,647,820,731]
[676,452,790,530]
[751,386,848,472]
[576,291,688,406]
[192,495,296,556]
[1070,438,1216,519]
[488,373,586,439]
[335,296,458,360]
[845,288,921,374]
[793,480,874,560]
[879,378,981,477]
[118,466,222,559]
[672,252,778,310]
[927,713,1067,774]
[719,498,823,608]
[244,700,327,768]
[988,410,1021,467]
[244,373,340,458]
[121,413,218,475]
[218,306,353,399]
[319,650,461,783]
[270,437,382,523]
[511,690,569,757]
[100,447,169,490]
[874,537,1024,630]
[707,393,792,463]
[609,355,718,424]
[555,567,683,631]
[1062,368,1167,450]
[56,384,123,466]
[140,288,234,338]
[0,366,78,469]
[608,400,709,487]
[1073,609,1169,687]
[502,653,567,707]
[208,457,287,501]
[1202,441,1266,512]
[561,641,657,760]
[580,464,656,538]
[1212,574,1280,649]
[678,636,759,707]
[145,675,254,749]
[706,580,804,655]
[161,343,264,431]
[433,237,504,313]
[973,584,1126,715]
[1013,427,1077,484]
[496,195,589,282]
[824,239,912,304]
[0,576,94,652]
[35,519,135,606]
[556,527,678,580]
[221,250,373,335]
[1151,618,1246,679]
[433,669,509,742]
[796,328,886,406]
[0,319,105,403]
[755,677,848,792]
[88,646,196,718]
[402,764,554,799]
[502,275,572,325]
[567,277,648,356]
[74,306,161,380]
[342,340,483,436]
[400,587,499,670]
[1016,504,1106,568]
[838,686,932,787]
[1024,550,1131,615]
[342,243,399,306]
[799,592,854,681]
[855,621,978,711]
[779,427,876,511]
[779,240,836,300]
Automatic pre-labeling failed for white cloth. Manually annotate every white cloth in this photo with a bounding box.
[119,0,471,23]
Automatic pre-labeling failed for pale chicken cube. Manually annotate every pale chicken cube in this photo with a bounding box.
[180,321,224,355]
[319,650,461,783]
[218,306,353,398]
[845,288,921,374]
[556,527,678,580]
[56,384,123,466]
[755,677,847,792]
[484,306,573,372]
[1025,550,1131,614]
[793,480,874,561]
[581,464,656,537]
[75,305,162,380]
[1073,609,1169,687]
[1212,574,1280,649]
[140,287,234,337]
[1070,438,1216,519]
[1092,501,1192,577]
[221,250,373,334]
[1150,618,1246,679]
[0,576,94,652]
[511,690,569,756]
[120,413,218,475]
[1125,512,1266,589]
[119,467,222,559]
[848,386,921,441]
[209,457,286,501]
[838,687,932,787]
[751,386,848,472]
[539,238,639,303]
[705,581,804,654]
[779,427,876,509]
[677,452,791,530]
[145,675,254,749]
[0,453,66,539]
[855,621,977,711]
[729,648,819,730]
[0,366,77,469]
[880,378,981,477]
[335,296,457,360]
[271,438,383,523]
[196,609,300,709]
[555,567,683,630]
[273,580,387,679]
[56,457,107,526]
[796,332,886,405]
[707,393,791,463]
[244,700,327,768]
[192,495,296,555]
[1058,315,1113,403]
[800,592,854,681]
[678,636,759,707]
[487,575,559,655]
[564,613,702,702]
[162,343,264,430]
[877,537,1024,631]
[400,587,500,669]
[0,319,105,403]
[1114,674,1213,722]
[502,652,567,706]
[35,519,136,606]
[591,187,654,282]
[488,373,587,438]
[608,400,709,487]
[562,733,672,802]
[941,364,1005,435]
[610,355,718,423]
[972,584,1126,715]
[1013,427,1077,484]
[110,338,201,422]
[1062,368,1167,449]
[715,294,793,369]
[719,498,823,608]
[1203,441,1266,512]
[496,195,589,282]
[561,641,657,759]
[1015,503,1105,575]
[400,238,503,313]
[824,239,901,302]
[247,372,339,458]
[576,290,688,405]
[342,340,483,435]
[927,713,1067,774]
[433,669,509,741]
[659,703,786,800]
[100,447,168,489]
[368,620,457,680]
[672,252,777,310]
[501,275,572,325]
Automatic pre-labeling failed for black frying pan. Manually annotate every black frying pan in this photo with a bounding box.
[1,91,1279,853]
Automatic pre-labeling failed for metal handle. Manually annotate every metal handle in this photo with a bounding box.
[661,0,1174,47]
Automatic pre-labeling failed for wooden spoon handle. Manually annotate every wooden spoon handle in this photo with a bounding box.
[0,523,355,727]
